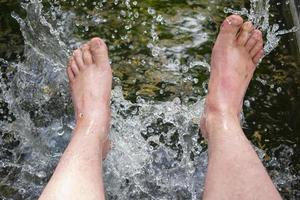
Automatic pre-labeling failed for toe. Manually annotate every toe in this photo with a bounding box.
[67,57,75,81]
[217,15,244,44]
[89,37,110,69]
[245,30,262,52]
[67,66,75,82]
[81,44,93,66]
[253,49,264,64]
[70,58,80,75]
[73,49,85,70]
[250,39,263,58]
[237,21,254,46]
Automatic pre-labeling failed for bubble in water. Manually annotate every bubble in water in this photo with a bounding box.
[276,87,282,93]
[148,7,156,15]
[244,100,251,108]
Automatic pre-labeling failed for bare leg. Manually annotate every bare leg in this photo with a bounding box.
[200,15,282,200]
[39,38,112,200]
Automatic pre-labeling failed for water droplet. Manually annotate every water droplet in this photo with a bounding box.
[58,130,64,136]
[156,15,163,23]
[147,7,156,15]
[134,12,139,18]
[244,100,251,108]
[276,87,282,93]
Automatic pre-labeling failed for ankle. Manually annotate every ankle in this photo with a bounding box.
[75,115,110,141]
[205,95,241,117]
[201,111,241,139]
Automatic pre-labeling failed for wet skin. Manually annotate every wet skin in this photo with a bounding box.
[199,15,281,200]
[67,38,112,158]
[53,14,280,200]
[200,15,264,139]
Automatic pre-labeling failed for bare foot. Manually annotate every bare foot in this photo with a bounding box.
[67,37,112,159]
[200,15,264,138]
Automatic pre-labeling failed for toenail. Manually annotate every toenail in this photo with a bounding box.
[68,58,73,65]
[225,15,243,26]
[226,18,232,25]
[226,15,239,25]
[244,22,253,30]
[254,33,261,40]
[255,30,262,35]
[74,50,80,55]
[95,41,101,47]
[91,43,101,51]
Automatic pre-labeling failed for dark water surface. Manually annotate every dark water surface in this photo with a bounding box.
[0,0,300,199]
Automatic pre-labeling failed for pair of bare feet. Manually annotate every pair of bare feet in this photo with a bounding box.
[39,14,280,200]
[67,15,264,157]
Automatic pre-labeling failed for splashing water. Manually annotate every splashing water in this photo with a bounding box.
[105,86,206,199]
[224,0,298,55]
[0,0,299,199]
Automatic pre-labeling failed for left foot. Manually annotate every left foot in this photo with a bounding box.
[67,38,112,159]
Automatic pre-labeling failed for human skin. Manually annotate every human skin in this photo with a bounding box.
[200,15,282,200]
[38,14,282,200]
[39,38,111,200]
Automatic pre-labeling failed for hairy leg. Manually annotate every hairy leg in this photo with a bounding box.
[39,38,112,200]
[200,15,281,200]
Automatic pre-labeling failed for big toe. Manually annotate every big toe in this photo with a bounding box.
[89,38,110,69]
[216,15,243,44]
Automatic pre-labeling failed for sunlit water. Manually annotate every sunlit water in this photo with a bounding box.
[0,0,299,199]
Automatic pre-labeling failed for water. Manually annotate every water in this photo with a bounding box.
[225,0,298,55]
[0,0,299,199]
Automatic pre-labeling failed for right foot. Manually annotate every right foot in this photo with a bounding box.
[67,38,112,158]
[200,15,264,138]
